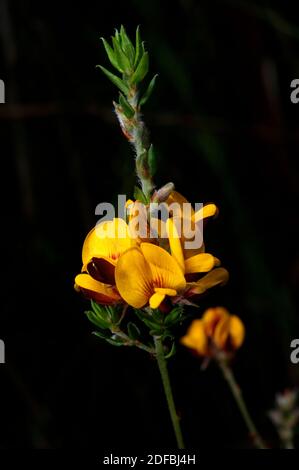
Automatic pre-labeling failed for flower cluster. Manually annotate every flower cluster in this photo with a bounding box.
[181,306,245,357]
[75,191,228,312]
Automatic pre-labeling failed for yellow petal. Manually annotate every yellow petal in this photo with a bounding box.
[166,190,190,208]
[75,273,120,304]
[82,218,134,266]
[213,315,230,349]
[154,287,177,296]
[181,319,208,355]
[140,243,186,292]
[166,218,185,273]
[149,293,166,309]
[202,307,229,336]
[185,253,215,274]
[186,268,229,296]
[229,315,245,349]
[115,247,153,308]
[192,203,218,223]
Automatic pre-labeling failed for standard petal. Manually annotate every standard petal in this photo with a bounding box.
[185,253,215,274]
[75,273,121,304]
[82,218,134,266]
[140,243,186,293]
[115,247,153,308]
[229,315,245,349]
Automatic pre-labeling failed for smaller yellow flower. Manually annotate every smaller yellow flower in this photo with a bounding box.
[181,307,245,356]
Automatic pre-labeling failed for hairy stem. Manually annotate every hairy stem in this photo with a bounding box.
[218,358,267,449]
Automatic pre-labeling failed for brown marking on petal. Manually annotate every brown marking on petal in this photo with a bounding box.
[87,257,116,285]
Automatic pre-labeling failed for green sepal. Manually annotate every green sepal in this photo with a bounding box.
[119,93,135,119]
[139,74,158,107]
[96,65,129,95]
[85,310,110,329]
[109,305,124,325]
[164,306,184,326]
[151,308,164,324]
[134,309,160,330]
[91,300,110,322]
[127,322,141,340]
[130,52,149,85]
[165,342,176,359]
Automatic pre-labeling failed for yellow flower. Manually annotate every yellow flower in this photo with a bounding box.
[181,307,245,356]
[164,200,229,303]
[75,218,136,304]
[115,243,186,309]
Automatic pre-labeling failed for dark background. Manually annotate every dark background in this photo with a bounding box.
[0,0,298,449]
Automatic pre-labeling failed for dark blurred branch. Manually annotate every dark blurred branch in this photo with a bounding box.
[0,0,34,220]
[226,0,299,40]
[2,103,299,145]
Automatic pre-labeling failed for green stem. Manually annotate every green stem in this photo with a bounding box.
[154,336,185,449]
[218,359,267,449]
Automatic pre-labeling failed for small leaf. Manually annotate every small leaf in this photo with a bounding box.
[105,337,125,346]
[101,37,123,73]
[130,52,149,85]
[86,310,110,329]
[134,25,142,67]
[92,330,111,339]
[139,74,158,107]
[165,342,176,359]
[148,144,157,177]
[133,186,148,204]
[119,93,135,119]
[96,65,129,95]
[127,322,141,340]
[120,25,135,65]
[112,37,131,73]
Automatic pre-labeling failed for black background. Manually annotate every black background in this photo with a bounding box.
[0,0,298,449]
